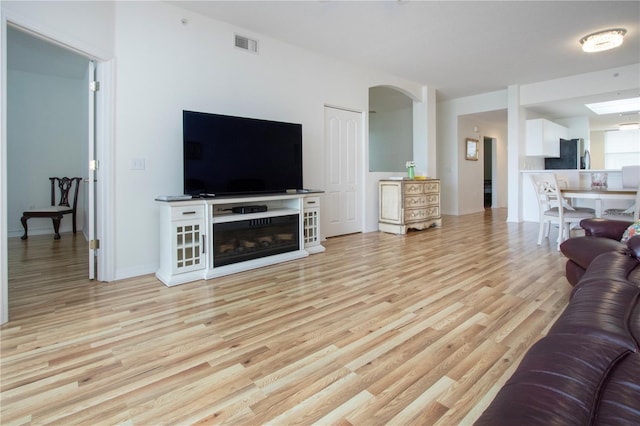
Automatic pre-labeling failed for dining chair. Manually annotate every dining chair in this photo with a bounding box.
[602,165,640,222]
[530,173,595,250]
[20,177,82,240]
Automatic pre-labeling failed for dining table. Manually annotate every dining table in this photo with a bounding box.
[560,187,637,218]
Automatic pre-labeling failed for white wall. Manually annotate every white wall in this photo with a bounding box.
[417,86,437,178]
[369,107,413,172]
[454,116,508,214]
[437,90,507,215]
[589,131,605,169]
[457,116,484,214]
[520,64,640,106]
[112,1,425,278]
[557,116,590,145]
[1,1,115,60]
[7,68,87,237]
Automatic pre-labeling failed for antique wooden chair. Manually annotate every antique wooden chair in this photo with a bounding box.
[21,177,82,240]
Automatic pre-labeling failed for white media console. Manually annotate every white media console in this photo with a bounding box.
[155,192,324,286]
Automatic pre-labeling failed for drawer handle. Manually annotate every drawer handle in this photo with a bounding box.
[307,201,317,204]
[182,211,197,215]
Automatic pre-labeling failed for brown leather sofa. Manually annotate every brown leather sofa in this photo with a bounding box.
[561,218,632,286]
[475,219,640,425]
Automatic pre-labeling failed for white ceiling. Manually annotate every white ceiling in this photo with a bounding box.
[171,0,640,130]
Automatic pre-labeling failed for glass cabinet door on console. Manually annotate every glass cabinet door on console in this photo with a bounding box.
[303,196,325,253]
[169,205,206,274]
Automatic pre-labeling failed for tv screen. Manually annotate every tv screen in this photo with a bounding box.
[183,110,303,196]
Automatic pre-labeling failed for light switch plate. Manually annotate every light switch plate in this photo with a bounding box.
[131,158,145,170]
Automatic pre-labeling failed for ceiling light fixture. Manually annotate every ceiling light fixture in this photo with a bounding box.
[580,28,626,52]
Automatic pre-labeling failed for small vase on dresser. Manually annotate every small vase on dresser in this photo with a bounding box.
[405,160,416,180]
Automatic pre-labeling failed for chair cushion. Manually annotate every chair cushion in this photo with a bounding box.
[23,206,72,213]
[544,207,595,219]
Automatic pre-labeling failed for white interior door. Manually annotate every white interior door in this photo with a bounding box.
[88,60,97,279]
[324,106,362,237]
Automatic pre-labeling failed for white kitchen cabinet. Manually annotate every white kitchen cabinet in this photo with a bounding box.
[526,119,569,157]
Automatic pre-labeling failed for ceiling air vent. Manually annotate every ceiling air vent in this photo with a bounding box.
[235,34,258,53]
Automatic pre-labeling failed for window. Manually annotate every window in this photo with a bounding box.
[604,130,640,169]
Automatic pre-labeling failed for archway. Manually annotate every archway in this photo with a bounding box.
[369,86,415,172]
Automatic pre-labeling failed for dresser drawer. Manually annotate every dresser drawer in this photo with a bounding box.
[426,206,440,218]
[405,208,429,222]
[404,205,441,222]
[424,181,440,193]
[304,196,321,208]
[405,195,428,208]
[404,183,424,195]
[425,193,439,205]
[171,205,205,221]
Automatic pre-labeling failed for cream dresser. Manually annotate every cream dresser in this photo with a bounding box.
[378,179,441,234]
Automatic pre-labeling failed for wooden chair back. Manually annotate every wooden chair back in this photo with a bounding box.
[20,176,82,240]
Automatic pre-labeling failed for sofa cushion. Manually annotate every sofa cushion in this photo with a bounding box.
[581,218,632,240]
[621,220,640,243]
[565,260,586,287]
[595,353,640,425]
[555,276,640,349]
[627,234,640,258]
[573,254,640,345]
[475,334,634,426]
[560,236,626,271]
[573,250,640,290]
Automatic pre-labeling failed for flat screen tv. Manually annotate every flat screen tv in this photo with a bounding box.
[183,110,303,196]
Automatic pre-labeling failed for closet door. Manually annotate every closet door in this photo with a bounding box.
[324,106,362,237]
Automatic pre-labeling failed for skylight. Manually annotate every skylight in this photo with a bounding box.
[585,97,640,115]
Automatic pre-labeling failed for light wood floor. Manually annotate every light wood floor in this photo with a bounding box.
[1,209,571,425]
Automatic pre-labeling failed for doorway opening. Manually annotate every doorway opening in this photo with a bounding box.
[484,136,495,208]
[7,26,90,241]
[4,25,100,323]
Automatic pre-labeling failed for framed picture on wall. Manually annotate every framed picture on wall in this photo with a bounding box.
[465,138,479,161]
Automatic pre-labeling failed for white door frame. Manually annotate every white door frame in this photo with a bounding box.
[0,14,115,324]
[88,60,97,279]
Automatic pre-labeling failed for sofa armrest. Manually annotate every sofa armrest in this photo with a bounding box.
[560,236,626,271]
[580,218,630,240]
